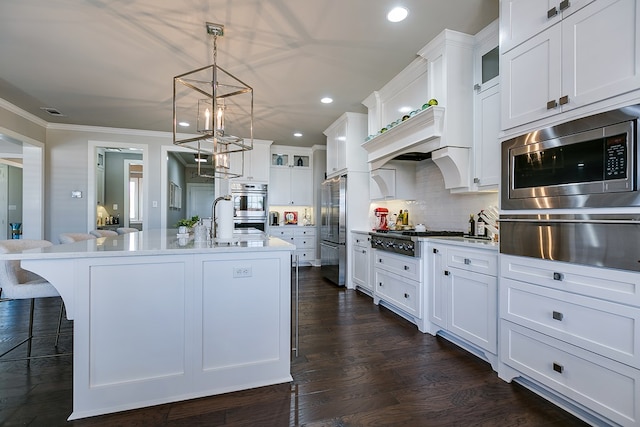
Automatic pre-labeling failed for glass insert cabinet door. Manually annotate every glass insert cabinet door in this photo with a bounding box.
[271,153,289,166]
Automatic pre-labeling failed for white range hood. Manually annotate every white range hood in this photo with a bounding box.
[361,107,470,189]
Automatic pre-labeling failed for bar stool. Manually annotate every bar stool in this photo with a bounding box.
[58,233,96,244]
[90,230,118,238]
[116,227,138,235]
[0,239,69,363]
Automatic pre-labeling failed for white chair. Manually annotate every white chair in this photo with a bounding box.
[90,229,118,238]
[58,232,96,244]
[116,227,138,235]
[0,239,68,363]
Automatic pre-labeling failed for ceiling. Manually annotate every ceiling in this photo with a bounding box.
[0,0,498,150]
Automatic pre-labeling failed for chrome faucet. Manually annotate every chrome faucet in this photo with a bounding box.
[211,195,232,240]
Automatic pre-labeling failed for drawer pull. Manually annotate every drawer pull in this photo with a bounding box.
[547,99,558,109]
[404,265,409,270]
[404,293,410,299]
[378,282,383,287]
[433,248,439,254]
[552,311,564,321]
[379,259,383,263]
[559,95,569,105]
[559,0,570,11]
[362,250,366,254]
[464,258,471,265]
[553,272,564,281]
[444,270,450,276]
[547,6,558,18]
[552,362,564,374]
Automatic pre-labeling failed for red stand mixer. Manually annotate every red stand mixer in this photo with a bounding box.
[374,207,389,231]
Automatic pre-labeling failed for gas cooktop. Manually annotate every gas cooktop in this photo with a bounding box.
[371,229,464,237]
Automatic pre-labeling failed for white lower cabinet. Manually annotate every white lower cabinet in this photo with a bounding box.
[351,232,372,294]
[373,249,423,328]
[499,254,640,426]
[269,226,316,266]
[427,241,498,369]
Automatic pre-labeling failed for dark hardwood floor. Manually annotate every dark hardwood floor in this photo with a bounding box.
[1,267,590,426]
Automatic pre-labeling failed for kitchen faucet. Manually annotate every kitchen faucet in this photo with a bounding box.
[211,195,232,240]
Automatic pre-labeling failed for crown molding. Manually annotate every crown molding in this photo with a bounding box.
[0,98,48,128]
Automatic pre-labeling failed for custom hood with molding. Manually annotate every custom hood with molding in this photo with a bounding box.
[361,107,470,189]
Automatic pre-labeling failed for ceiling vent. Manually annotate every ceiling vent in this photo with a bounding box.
[40,107,65,117]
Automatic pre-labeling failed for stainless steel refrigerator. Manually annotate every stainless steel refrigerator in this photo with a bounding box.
[320,175,347,286]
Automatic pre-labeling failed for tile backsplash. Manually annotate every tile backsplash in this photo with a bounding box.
[369,160,498,232]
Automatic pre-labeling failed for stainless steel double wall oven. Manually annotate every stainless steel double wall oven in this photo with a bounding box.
[500,104,640,271]
[230,182,268,231]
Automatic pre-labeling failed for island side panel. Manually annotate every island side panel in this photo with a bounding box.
[192,251,293,393]
[71,255,196,420]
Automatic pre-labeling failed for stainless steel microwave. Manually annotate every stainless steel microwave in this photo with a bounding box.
[501,105,640,210]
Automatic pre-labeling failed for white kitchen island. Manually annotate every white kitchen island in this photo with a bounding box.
[2,230,295,420]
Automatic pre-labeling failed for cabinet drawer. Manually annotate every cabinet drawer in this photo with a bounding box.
[270,229,294,239]
[501,254,640,306]
[502,278,640,369]
[446,247,497,276]
[352,233,370,247]
[374,269,420,317]
[294,228,316,237]
[293,236,315,249]
[501,321,640,426]
[374,251,421,281]
[294,249,315,264]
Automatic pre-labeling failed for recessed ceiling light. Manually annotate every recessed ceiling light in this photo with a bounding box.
[294,132,303,137]
[178,121,190,127]
[321,97,333,104]
[387,6,408,23]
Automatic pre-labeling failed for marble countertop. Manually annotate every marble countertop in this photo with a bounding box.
[0,229,296,260]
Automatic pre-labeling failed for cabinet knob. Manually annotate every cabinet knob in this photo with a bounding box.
[404,293,410,299]
[433,248,439,254]
[547,6,558,18]
[464,258,471,265]
[362,250,366,254]
[552,311,564,321]
[404,265,409,270]
[379,259,383,263]
[378,282,383,287]
[444,270,450,276]
[552,362,564,374]
[553,272,564,281]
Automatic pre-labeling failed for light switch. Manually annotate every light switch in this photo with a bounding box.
[152,201,158,207]
[113,204,118,210]
[71,191,82,198]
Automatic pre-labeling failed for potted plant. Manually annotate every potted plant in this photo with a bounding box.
[175,216,200,233]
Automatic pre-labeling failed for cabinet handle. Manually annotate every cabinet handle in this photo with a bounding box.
[559,95,569,105]
[379,258,383,263]
[404,265,409,270]
[559,0,570,11]
[473,83,481,92]
[378,282,383,287]
[553,272,564,281]
[547,6,558,18]
[464,258,471,265]
[362,250,366,254]
[404,293,410,299]
[552,362,564,374]
[444,270,450,276]
[433,248,439,254]
[547,100,558,109]
[552,311,564,321]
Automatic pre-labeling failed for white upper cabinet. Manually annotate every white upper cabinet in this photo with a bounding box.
[269,146,313,206]
[500,0,595,53]
[471,20,501,191]
[501,0,640,132]
[228,139,272,183]
[323,112,368,178]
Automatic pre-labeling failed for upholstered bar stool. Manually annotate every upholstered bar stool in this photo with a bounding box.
[58,232,96,244]
[90,229,118,238]
[0,239,69,363]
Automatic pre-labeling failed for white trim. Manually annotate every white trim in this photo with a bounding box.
[0,98,49,128]
[87,140,149,232]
